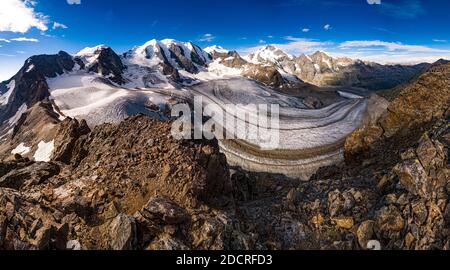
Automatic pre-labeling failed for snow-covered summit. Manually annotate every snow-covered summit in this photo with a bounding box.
[247,45,294,64]
[123,39,211,74]
[204,45,229,54]
[75,45,113,68]
[76,45,111,57]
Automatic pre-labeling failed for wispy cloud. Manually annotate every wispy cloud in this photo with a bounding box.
[53,22,68,30]
[335,39,450,64]
[339,40,448,53]
[302,28,310,33]
[433,39,448,43]
[0,37,39,43]
[367,0,381,5]
[10,37,39,42]
[324,24,332,31]
[380,0,425,19]
[67,0,81,4]
[198,33,215,42]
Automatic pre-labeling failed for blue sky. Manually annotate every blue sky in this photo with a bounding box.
[1,0,450,80]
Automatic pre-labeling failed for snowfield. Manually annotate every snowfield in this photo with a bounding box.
[47,72,170,127]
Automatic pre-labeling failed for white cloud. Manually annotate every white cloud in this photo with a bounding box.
[339,52,450,65]
[0,37,39,43]
[324,24,332,31]
[367,0,381,5]
[10,37,39,42]
[267,35,274,39]
[53,22,68,29]
[339,40,449,53]
[302,28,310,32]
[259,40,266,44]
[198,33,215,42]
[67,0,81,4]
[278,37,332,54]
[333,39,450,64]
[433,39,448,43]
[0,0,49,33]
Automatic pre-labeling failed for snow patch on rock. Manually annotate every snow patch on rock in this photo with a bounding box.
[0,80,16,105]
[33,140,55,162]
[11,143,31,155]
[8,103,27,125]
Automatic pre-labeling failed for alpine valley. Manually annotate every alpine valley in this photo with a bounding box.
[0,38,448,251]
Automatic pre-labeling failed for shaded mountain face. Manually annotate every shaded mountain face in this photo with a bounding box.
[76,45,125,84]
[0,51,75,125]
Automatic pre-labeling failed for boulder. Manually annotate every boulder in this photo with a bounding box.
[0,162,60,190]
[108,214,137,250]
[357,220,375,249]
[138,197,188,225]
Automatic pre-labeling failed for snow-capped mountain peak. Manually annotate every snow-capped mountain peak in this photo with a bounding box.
[75,45,116,68]
[247,45,294,64]
[124,39,211,71]
[204,45,229,54]
[76,45,111,57]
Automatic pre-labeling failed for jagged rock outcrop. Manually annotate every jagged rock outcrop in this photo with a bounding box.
[76,46,126,84]
[0,100,62,162]
[0,52,75,124]
[0,115,240,250]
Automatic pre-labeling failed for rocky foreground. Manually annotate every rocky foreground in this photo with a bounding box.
[0,61,449,250]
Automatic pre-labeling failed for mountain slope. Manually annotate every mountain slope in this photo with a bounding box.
[345,59,450,163]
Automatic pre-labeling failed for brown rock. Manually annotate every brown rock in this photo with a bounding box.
[0,215,7,247]
[108,214,136,250]
[31,226,52,250]
[376,206,405,233]
[311,214,324,228]
[357,220,375,249]
[139,197,188,225]
[0,162,60,190]
[405,232,416,250]
[333,217,354,230]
